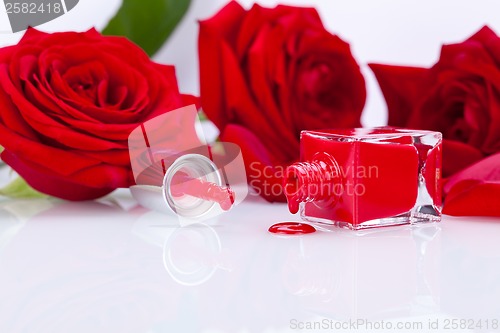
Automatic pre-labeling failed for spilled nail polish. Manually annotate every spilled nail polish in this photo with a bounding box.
[269,222,316,235]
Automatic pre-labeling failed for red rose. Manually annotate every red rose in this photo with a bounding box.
[199,2,366,201]
[370,26,500,216]
[0,28,194,200]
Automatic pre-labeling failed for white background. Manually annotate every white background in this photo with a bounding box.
[1,0,500,126]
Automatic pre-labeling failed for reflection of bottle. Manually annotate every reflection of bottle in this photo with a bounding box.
[132,210,229,287]
[284,226,441,321]
[410,224,441,315]
[163,224,223,286]
[284,128,442,230]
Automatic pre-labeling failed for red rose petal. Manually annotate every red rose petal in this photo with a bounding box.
[467,26,498,43]
[443,152,500,216]
[442,139,484,177]
[0,69,38,139]
[180,95,200,110]
[0,122,102,176]
[443,180,500,217]
[444,152,500,193]
[200,22,298,163]
[1,150,124,201]
[483,83,500,154]
[245,23,298,140]
[0,70,126,151]
[221,124,288,202]
[198,3,244,131]
[369,64,428,127]
[18,27,48,43]
[293,33,365,129]
[24,77,139,141]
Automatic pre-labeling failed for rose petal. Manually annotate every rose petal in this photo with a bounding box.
[221,124,287,202]
[200,19,298,162]
[444,152,500,193]
[472,26,500,67]
[0,45,14,67]
[181,95,200,110]
[369,64,428,127]
[443,180,500,216]
[0,69,126,151]
[293,32,365,130]
[245,22,298,140]
[223,42,299,161]
[483,82,500,154]
[1,150,127,201]
[443,144,500,217]
[3,144,132,190]
[236,4,321,58]
[18,27,48,43]
[442,139,484,177]
[36,45,152,121]
[0,67,38,139]
[0,123,103,176]
[198,2,246,131]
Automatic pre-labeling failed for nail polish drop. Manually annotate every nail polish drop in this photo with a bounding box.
[268,222,316,235]
[287,199,300,215]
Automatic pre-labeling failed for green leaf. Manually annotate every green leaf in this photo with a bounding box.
[198,110,207,121]
[0,176,47,199]
[102,0,192,57]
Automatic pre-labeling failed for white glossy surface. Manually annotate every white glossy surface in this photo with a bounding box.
[1,187,500,333]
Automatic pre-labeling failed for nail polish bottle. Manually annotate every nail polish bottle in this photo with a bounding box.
[284,128,442,230]
[128,105,248,224]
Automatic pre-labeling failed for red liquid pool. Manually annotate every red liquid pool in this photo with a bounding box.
[269,222,316,235]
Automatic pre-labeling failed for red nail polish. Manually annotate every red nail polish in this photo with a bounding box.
[284,128,442,230]
[171,171,235,211]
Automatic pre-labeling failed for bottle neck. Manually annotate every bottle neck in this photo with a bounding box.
[164,154,234,219]
[284,152,341,214]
